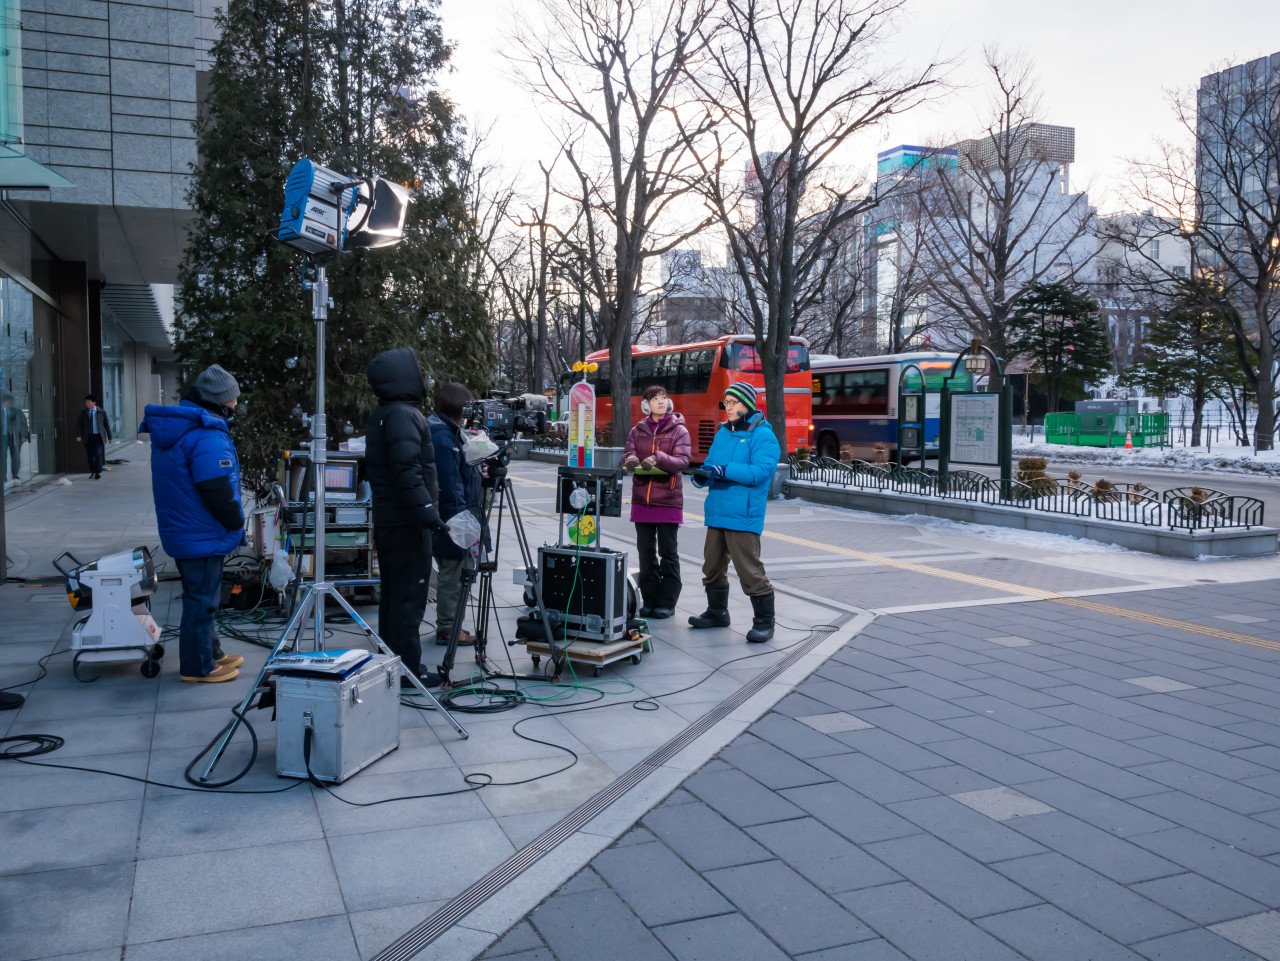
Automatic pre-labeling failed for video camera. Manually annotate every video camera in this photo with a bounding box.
[463,393,549,442]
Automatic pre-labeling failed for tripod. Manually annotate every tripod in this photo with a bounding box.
[196,264,467,785]
[436,454,566,687]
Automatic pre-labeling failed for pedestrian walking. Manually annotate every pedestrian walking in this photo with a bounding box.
[623,385,691,619]
[2,394,29,483]
[141,365,246,682]
[364,347,448,688]
[688,382,780,643]
[76,394,112,479]
[429,382,483,647]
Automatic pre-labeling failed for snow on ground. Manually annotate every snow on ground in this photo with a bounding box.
[897,512,1130,554]
[1013,440,1280,477]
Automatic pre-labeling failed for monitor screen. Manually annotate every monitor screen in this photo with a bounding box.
[323,461,358,493]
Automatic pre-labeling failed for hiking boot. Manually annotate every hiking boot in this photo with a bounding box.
[689,588,731,629]
[180,664,239,683]
[647,608,673,620]
[746,592,775,644]
[435,629,475,647]
[216,653,244,669]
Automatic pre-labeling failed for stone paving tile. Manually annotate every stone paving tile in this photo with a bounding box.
[1022,747,1168,799]
[592,840,733,927]
[1131,873,1268,926]
[0,799,142,876]
[0,861,134,961]
[795,680,890,714]
[745,817,901,894]
[1130,760,1280,815]
[862,833,1041,918]
[1131,792,1280,856]
[886,795,1047,863]
[1028,726,1166,769]
[797,710,876,733]
[781,780,920,845]
[947,695,1064,729]
[939,715,1063,755]
[1134,828,1280,903]
[976,904,1145,961]
[124,914,362,961]
[846,706,964,744]
[809,753,938,804]
[684,767,806,827]
[1129,735,1276,780]
[1014,777,1178,837]
[837,882,1027,961]
[530,888,676,961]
[1209,911,1280,961]
[718,737,832,790]
[653,913,786,961]
[950,786,1054,821]
[794,940,910,961]
[1131,928,1268,961]
[906,763,1000,795]
[1007,811,1183,883]
[830,728,951,772]
[705,860,874,954]
[926,737,1056,784]
[641,801,773,871]
[993,852,1191,944]
[486,921,546,957]
[747,714,858,758]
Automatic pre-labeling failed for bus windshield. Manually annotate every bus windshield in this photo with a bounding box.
[721,342,811,374]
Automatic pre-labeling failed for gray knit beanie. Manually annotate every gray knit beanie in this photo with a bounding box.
[194,364,240,405]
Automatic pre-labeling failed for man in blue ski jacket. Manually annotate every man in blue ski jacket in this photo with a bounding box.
[142,365,246,682]
[688,382,780,643]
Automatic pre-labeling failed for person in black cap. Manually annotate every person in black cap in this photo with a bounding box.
[141,364,247,682]
[75,394,112,479]
[688,381,780,643]
[364,347,449,688]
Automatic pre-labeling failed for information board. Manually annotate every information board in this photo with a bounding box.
[949,393,1000,466]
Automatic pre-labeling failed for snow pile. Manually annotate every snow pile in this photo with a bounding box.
[896,512,1130,554]
[1013,441,1280,478]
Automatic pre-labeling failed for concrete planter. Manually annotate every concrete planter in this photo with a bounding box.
[783,480,1279,559]
[770,462,790,498]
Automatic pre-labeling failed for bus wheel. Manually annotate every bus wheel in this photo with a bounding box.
[817,435,840,461]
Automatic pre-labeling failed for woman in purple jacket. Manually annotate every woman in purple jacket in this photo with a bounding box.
[623,385,692,619]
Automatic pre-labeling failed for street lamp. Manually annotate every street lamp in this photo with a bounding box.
[963,338,988,376]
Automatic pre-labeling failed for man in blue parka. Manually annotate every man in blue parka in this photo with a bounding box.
[688,382,780,643]
[428,382,484,647]
[142,365,246,682]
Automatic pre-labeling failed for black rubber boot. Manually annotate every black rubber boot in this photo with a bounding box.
[746,592,775,644]
[689,587,731,629]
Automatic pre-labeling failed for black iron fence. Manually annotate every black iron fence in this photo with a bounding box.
[785,456,1265,532]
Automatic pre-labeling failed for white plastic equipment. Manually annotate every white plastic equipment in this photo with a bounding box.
[56,547,164,680]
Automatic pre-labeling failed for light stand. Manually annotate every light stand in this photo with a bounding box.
[195,261,467,785]
[436,451,566,687]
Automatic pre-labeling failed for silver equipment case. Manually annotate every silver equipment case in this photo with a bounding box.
[275,653,401,783]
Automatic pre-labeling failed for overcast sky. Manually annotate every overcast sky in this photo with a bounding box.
[435,0,1278,212]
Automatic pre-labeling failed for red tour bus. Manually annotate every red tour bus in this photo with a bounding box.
[576,335,813,460]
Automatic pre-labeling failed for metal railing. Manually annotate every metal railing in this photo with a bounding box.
[785,456,1264,533]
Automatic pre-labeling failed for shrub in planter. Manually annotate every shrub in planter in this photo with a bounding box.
[839,443,856,464]
[1092,477,1119,503]
[1015,457,1056,496]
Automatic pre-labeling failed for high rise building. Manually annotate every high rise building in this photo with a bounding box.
[0,0,197,570]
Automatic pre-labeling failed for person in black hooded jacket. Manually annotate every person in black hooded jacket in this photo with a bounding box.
[365,347,447,684]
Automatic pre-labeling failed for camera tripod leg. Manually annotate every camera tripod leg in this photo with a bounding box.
[328,589,467,739]
[197,584,317,783]
[500,481,567,677]
[435,559,479,689]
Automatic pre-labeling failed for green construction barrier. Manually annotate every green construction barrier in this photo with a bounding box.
[1044,412,1169,448]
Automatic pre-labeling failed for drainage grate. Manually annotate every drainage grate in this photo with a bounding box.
[372,612,854,961]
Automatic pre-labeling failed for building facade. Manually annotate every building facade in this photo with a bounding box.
[0,0,194,573]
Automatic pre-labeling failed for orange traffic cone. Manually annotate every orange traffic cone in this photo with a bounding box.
[1124,430,1134,449]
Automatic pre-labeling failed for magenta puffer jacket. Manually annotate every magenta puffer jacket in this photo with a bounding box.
[624,412,692,523]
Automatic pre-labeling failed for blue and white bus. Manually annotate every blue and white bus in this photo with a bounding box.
[810,352,972,462]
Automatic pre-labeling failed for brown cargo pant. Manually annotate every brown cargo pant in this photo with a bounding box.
[701,526,772,597]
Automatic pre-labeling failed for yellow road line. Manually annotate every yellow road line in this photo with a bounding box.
[517,467,1280,654]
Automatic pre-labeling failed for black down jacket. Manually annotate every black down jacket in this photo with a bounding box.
[364,347,443,529]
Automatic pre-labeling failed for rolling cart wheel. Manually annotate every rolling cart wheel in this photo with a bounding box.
[630,654,641,665]
[593,666,603,678]
[530,654,541,668]
[140,659,162,678]
[151,643,165,660]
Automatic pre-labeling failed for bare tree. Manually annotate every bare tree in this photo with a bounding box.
[684,0,939,442]
[511,0,717,440]
[1120,55,1280,449]
[919,51,1096,363]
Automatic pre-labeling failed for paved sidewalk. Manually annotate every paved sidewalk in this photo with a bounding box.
[479,580,1280,961]
[4,450,1280,961]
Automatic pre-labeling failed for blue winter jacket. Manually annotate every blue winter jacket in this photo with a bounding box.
[141,400,245,559]
[428,413,483,561]
[693,411,780,534]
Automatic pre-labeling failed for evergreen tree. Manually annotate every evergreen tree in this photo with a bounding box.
[1008,282,1110,414]
[176,0,492,494]
[1124,279,1249,446]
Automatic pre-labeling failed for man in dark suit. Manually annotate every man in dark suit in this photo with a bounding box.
[75,394,112,479]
